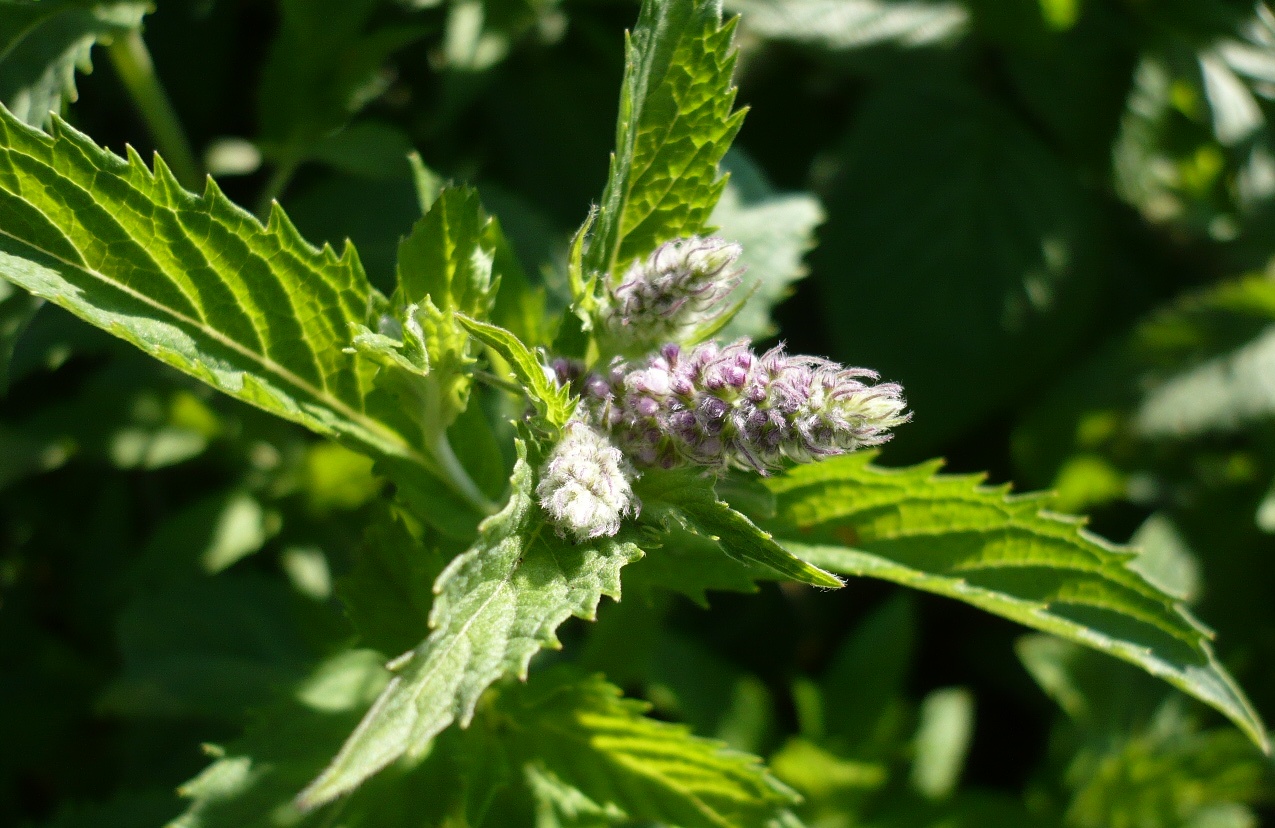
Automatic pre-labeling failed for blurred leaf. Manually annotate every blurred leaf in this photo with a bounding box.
[132,489,274,580]
[820,594,917,749]
[298,444,643,807]
[765,451,1270,752]
[500,667,800,828]
[769,738,887,800]
[0,275,40,391]
[308,120,414,180]
[1019,638,1273,828]
[302,441,382,514]
[256,0,424,164]
[101,575,307,720]
[0,0,147,126]
[710,151,824,341]
[725,0,968,50]
[815,76,1103,451]
[909,687,973,800]
[336,510,448,657]
[1014,272,1275,499]
[1129,512,1202,604]
[585,0,745,280]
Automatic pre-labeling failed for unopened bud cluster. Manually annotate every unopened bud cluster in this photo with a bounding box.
[536,421,637,542]
[602,237,742,353]
[536,235,908,540]
[583,340,908,473]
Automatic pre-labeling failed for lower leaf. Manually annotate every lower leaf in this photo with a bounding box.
[297,442,643,808]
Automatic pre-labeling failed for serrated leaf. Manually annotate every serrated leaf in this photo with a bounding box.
[710,151,823,341]
[297,443,643,808]
[500,668,799,828]
[457,312,574,429]
[0,0,147,126]
[0,107,430,463]
[725,0,968,51]
[584,0,745,281]
[640,469,843,589]
[763,452,1269,753]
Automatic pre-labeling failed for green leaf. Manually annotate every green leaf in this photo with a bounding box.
[0,0,147,126]
[763,452,1269,753]
[724,0,969,51]
[297,442,643,808]
[0,107,435,468]
[500,668,799,828]
[457,312,575,429]
[640,469,844,589]
[584,0,746,281]
[710,151,824,341]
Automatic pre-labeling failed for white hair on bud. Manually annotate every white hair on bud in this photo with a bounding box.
[536,421,638,541]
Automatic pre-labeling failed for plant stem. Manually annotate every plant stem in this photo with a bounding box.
[106,29,202,190]
[429,431,499,516]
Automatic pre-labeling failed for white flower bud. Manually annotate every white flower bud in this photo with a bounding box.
[536,421,638,541]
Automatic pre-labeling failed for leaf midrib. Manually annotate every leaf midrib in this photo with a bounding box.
[0,224,428,468]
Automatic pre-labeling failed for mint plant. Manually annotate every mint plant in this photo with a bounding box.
[0,1,1272,826]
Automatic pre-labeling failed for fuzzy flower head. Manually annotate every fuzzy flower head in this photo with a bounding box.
[602,237,744,352]
[536,421,638,541]
[584,340,909,473]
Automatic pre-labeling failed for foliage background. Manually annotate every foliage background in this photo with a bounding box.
[3,0,1275,825]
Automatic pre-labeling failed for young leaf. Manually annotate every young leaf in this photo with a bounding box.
[640,469,843,589]
[456,312,575,429]
[584,0,746,281]
[500,668,799,828]
[763,452,1269,753]
[0,0,147,126]
[297,442,643,808]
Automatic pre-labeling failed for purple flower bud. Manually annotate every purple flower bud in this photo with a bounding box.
[601,237,744,352]
[580,339,909,473]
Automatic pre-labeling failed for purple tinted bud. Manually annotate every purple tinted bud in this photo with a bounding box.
[602,237,744,352]
[578,338,909,473]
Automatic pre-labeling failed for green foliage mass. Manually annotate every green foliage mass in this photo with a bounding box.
[2,0,1274,827]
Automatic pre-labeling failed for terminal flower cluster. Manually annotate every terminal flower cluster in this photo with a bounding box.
[583,340,909,472]
[601,236,742,353]
[536,235,908,539]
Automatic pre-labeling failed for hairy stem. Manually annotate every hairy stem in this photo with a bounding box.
[106,29,202,189]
